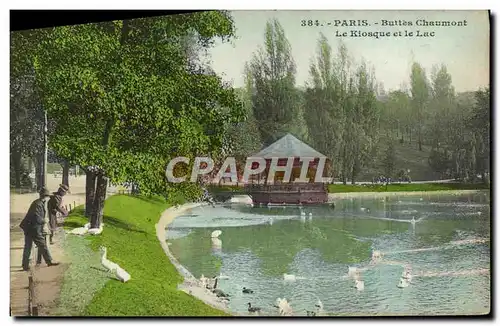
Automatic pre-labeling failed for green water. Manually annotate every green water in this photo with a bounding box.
[167,191,490,316]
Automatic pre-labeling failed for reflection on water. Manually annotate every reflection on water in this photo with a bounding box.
[167,192,490,316]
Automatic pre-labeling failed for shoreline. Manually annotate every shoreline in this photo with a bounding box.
[329,189,488,200]
[155,203,236,316]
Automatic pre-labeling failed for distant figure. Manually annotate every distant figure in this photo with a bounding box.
[19,188,60,271]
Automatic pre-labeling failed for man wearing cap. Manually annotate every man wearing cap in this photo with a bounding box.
[19,188,60,271]
[47,184,69,244]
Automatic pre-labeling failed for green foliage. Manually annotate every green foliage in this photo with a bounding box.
[383,141,396,177]
[63,195,229,316]
[29,12,243,198]
[247,18,307,146]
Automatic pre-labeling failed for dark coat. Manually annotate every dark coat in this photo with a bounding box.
[48,194,68,231]
[19,198,47,234]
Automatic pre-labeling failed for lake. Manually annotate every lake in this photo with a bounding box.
[167,191,490,316]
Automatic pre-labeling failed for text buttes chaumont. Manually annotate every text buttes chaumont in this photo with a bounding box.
[334,19,468,27]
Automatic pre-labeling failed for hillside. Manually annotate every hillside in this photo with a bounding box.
[356,134,440,182]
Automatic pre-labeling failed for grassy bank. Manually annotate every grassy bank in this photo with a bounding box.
[207,182,489,194]
[63,195,229,316]
[327,182,490,193]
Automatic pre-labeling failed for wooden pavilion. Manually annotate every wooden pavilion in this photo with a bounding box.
[244,133,330,205]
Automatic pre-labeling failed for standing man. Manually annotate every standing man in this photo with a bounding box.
[19,188,60,271]
[47,184,69,244]
[36,184,69,265]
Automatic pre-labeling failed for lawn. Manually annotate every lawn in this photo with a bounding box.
[62,195,229,316]
[327,182,490,193]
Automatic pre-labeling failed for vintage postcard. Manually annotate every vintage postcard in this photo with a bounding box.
[10,10,490,317]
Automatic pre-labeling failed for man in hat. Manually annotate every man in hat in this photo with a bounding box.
[48,184,69,244]
[19,187,60,271]
[36,184,69,265]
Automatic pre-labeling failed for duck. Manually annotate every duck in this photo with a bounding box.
[283,273,296,281]
[242,287,254,294]
[397,277,409,288]
[211,230,222,238]
[247,302,261,314]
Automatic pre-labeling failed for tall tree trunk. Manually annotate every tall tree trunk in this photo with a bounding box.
[34,154,43,192]
[85,169,97,218]
[62,160,70,187]
[418,126,423,151]
[90,173,108,228]
[11,149,22,188]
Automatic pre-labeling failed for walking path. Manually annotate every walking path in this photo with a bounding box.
[10,175,120,316]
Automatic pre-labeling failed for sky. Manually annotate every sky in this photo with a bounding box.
[208,10,490,93]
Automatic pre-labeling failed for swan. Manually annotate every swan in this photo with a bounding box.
[211,238,222,249]
[199,274,209,288]
[477,211,482,216]
[419,198,424,201]
[410,217,416,226]
[269,217,274,225]
[372,250,382,260]
[211,230,222,238]
[68,227,89,235]
[308,212,313,219]
[355,279,365,291]
[242,287,254,294]
[114,265,131,282]
[300,208,306,216]
[283,273,296,281]
[315,299,324,314]
[247,302,261,314]
[100,247,130,282]
[360,207,366,212]
[397,277,409,288]
[88,224,104,235]
[100,247,118,272]
[277,298,293,316]
[348,266,358,277]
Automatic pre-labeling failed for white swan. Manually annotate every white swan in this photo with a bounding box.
[114,265,131,282]
[68,227,89,235]
[100,247,130,282]
[199,274,209,289]
[348,266,358,277]
[100,247,118,271]
[211,230,222,238]
[283,273,296,281]
[88,223,104,235]
[355,280,365,291]
[308,212,313,219]
[269,217,274,225]
[397,277,409,288]
[211,238,222,249]
[300,208,306,216]
[360,207,366,212]
[277,298,293,316]
[372,250,382,260]
[315,299,324,314]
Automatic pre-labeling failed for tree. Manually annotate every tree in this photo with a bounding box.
[410,62,430,151]
[248,18,303,146]
[383,141,396,178]
[33,12,243,228]
[304,34,344,179]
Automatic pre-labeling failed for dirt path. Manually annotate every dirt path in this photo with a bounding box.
[10,175,120,316]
